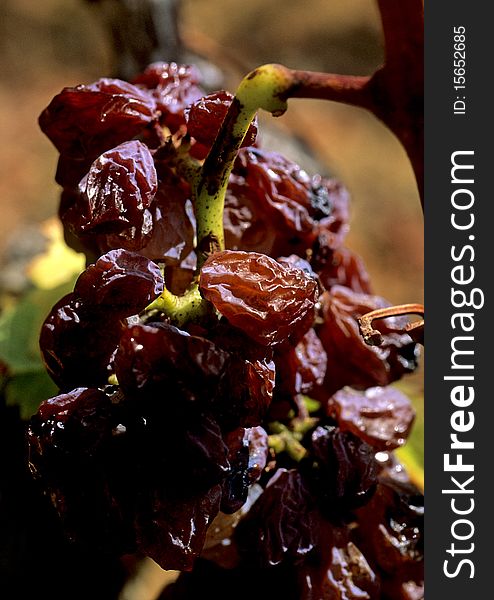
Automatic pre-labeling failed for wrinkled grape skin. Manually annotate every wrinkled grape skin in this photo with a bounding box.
[316,286,419,397]
[34,61,424,586]
[115,322,230,407]
[136,484,223,571]
[116,322,274,431]
[304,425,378,511]
[220,426,268,514]
[74,249,163,313]
[39,294,123,390]
[200,250,319,346]
[77,141,157,233]
[39,78,158,160]
[27,388,136,554]
[216,352,275,430]
[63,166,195,265]
[132,62,204,133]
[208,323,276,429]
[275,328,328,397]
[224,149,350,257]
[327,386,415,451]
[223,177,278,255]
[299,526,380,600]
[93,168,195,264]
[41,250,163,390]
[353,477,424,586]
[312,246,372,294]
[238,468,318,567]
[186,90,258,159]
[27,387,229,571]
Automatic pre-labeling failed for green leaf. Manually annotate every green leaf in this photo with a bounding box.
[4,371,58,420]
[0,281,75,375]
[0,280,78,420]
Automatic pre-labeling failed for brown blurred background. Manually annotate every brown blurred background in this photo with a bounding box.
[0,0,423,305]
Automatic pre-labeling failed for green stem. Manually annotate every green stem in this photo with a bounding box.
[193,63,293,267]
[146,284,208,327]
[268,422,308,462]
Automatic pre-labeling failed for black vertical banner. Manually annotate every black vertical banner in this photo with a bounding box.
[425,3,491,597]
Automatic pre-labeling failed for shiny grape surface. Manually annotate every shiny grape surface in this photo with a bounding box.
[29,60,423,598]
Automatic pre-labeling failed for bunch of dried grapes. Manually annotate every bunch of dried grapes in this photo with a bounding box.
[27,58,423,600]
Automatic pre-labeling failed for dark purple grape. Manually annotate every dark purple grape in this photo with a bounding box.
[220,428,250,514]
[216,351,275,430]
[27,386,228,571]
[27,387,136,554]
[115,322,228,404]
[298,523,380,600]
[74,249,163,314]
[220,426,268,514]
[238,468,318,567]
[39,293,123,390]
[353,477,424,584]
[304,425,378,511]
[326,386,415,451]
[32,387,112,449]
[136,484,223,571]
[275,328,327,397]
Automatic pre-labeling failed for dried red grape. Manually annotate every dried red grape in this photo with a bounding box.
[133,62,204,132]
[115,322,230,406]
[136,484,223,571]
[74,249,163,313]
[327,386,415,450]
[186,90,258,159]
[27,386,229,571]
[304,425,378,510]
[199,250,319,346]
[298,527,380,600]
[93,167,195,264]
[217,352,275,429]
[77,141,157,233]
[312,245,372,294]
[353,477,424,584]
[39,78,158,160]
[238,468,318,567]
[39,293,123,390]
[27,387,136,554]
[316,286,419,396]
[224,148,350,257]
[223,176,278,254]
[275,328,327,396]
